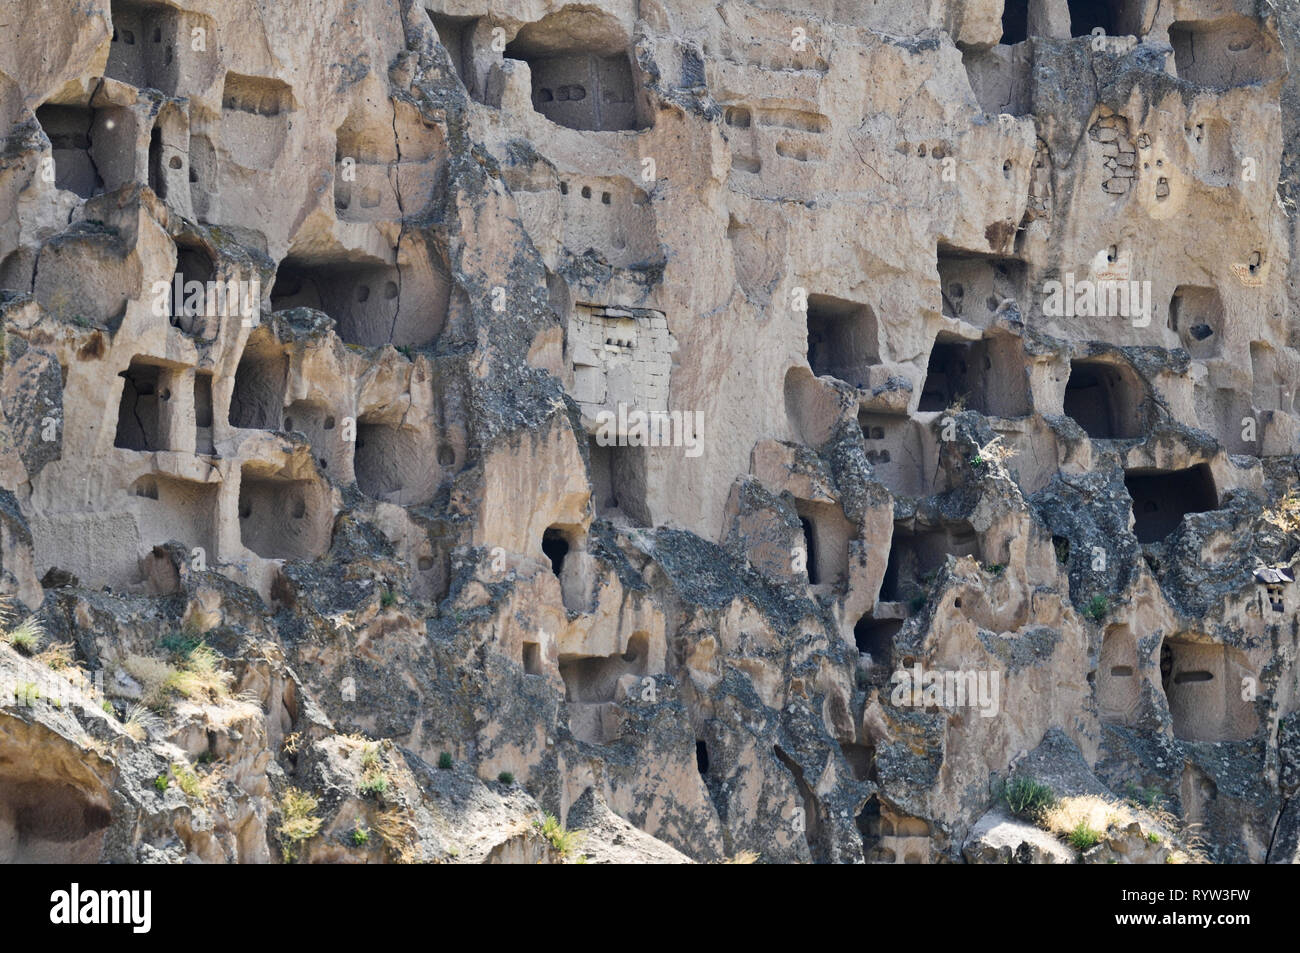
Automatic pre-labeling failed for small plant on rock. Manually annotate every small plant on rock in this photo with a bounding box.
[535,812,583,859]
[159,630,202,657]
[120,704,154,743]
[1261,491,1300,534]
[165,643,233,703]
[1003,775,1055,821]
[969,437,1014,474]
[374,807,419,864]
[1083,594,1109,622]
[358,743,389,798]
[4,616,44,656]
[1069,821,1102,852]
[36,643,73,670]
[172,762,204,799]
[278,788,323,862]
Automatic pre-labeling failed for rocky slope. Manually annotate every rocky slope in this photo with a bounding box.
[0,0,1298,863]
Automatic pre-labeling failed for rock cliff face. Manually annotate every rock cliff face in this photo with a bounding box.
[1,0,1298,864]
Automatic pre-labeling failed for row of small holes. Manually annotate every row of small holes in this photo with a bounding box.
[559,182,612,204]
[536,85,587,103]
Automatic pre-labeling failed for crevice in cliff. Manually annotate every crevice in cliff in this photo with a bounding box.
[773,744,827,862]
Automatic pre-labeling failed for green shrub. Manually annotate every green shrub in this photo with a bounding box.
[497,771,515,785]
[159,630,202,657]
[1083,595,1109,623]
[1003,775,1055,820]
[172,763,203,799]
[438,752,453,770]
[1124,783,1166,810]
[1069,821,1102,851]
[5,616,43,656]
[358,743,388,797]
[381,589,397,608]
[351,826,370,847]
[535,812,583,859]
[155,773,170,792]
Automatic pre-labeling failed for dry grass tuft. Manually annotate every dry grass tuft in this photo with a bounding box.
[358,742,389,797]
[277,788,322,862]
[122,703,158,742]
[121,643,232,710]
[3,615,45,656]
[164,644,233,702]
[1040,794,1133,841]
[170,761,214,801]
[1262,490,1300,531]
[36,643,72,670]
[374,807,420,864]
[121,654,179,710]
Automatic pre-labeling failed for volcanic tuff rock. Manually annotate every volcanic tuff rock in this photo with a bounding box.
[1,0,1299,863]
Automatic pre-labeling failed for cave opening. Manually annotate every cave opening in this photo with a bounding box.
[1064,359,1144,439]
[542,527,572,576]
[854,615,902,670]
[504,11,646,131]
[806,293,879,388]
[1001,0,1029,44]
[1124,465,1218,543]
[228,336,287,430]
[919,336,1030,416]
[1068,0,1120,37]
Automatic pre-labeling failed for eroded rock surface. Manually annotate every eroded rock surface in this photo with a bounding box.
[1,0,1299,863]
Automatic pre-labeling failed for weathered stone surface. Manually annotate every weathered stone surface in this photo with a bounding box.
[964,808,1075,864]
[0,0,1297,864]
